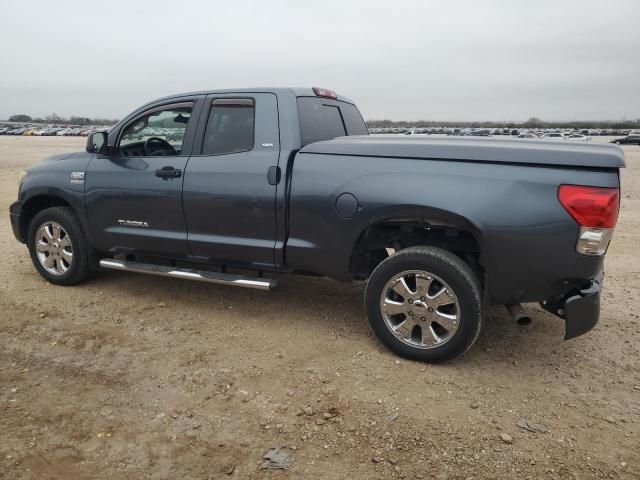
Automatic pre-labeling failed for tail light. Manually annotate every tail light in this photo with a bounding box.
[313,87,337,99]
[558,185,619,256]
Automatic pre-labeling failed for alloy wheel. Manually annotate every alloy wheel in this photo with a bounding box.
[35,221,73,276]
[380,270,460,349]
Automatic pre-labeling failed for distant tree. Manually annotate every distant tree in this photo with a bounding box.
[366,118,639,130]
[9,114,32,122]
[92,117,119,126]
[45,113,64,124]
[522,117,543,128]
[69,116,92,126]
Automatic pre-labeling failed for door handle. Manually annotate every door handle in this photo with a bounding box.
[267,165,281,185]
[155,166,182,179]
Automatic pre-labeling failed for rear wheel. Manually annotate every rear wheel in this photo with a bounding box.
[27,207,91,285]
[365,247,482,362]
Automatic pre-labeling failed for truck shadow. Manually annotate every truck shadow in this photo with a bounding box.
[93,269,575,366]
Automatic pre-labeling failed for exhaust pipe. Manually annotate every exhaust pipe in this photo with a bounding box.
[506,303,532,326]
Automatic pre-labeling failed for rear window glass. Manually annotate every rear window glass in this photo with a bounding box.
[340,103,369,136]
[202,99,255,155]
[297,97,367,146]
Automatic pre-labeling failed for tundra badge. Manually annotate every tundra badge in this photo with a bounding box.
[117,219,149,228]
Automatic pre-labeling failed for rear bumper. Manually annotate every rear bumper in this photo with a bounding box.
[9,200,25,243]
[541,273,602,340]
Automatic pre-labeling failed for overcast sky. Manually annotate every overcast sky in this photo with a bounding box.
[1,0,639,122]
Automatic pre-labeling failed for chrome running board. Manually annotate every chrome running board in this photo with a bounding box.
[99,259,277,290]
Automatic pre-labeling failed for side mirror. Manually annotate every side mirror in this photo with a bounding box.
[86,131,108,154]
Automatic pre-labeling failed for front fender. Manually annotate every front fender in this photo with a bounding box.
[17,151,95,246]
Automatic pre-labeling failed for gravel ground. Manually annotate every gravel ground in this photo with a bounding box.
[1,136,638,480]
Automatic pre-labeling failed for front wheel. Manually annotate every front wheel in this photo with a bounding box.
[365,247,482,362]
[27,207,91,286]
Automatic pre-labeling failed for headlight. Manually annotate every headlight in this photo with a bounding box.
[18,170,28,190]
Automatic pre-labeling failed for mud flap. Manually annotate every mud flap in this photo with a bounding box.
[9,200,25,243]
[564,278,601,340]
[542,274,602,340]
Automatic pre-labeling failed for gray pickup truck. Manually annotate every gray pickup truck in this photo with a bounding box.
[10,87,624,362]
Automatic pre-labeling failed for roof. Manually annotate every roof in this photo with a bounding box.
[143,87,356,106]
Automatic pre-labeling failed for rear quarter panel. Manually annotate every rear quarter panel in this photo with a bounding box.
[286,153,619,304]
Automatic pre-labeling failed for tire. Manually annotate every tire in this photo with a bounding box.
[365,246,482,363]
[27,206,91,286]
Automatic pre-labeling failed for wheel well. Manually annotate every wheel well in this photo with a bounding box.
[349,221,483,281]
[20,195,71,240]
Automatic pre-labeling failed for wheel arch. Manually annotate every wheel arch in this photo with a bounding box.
[19,191,90,245]
[348,211,485,282]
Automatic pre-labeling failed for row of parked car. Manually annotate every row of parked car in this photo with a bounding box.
[371,126,640,137]
[2,122,639,145]
[515,131,638,144]
[372,127,640,144]
[0,125,106,136]
[518,132,593,141]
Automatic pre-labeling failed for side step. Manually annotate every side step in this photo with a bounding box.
[99,259,277,290]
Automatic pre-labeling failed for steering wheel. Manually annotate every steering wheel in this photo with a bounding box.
[144,137,177,156]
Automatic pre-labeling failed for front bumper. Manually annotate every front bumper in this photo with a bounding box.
[9,200,25,243]
[541,273,603,340]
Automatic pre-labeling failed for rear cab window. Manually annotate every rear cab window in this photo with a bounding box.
[202,98,255,155]
[296,97,368,146]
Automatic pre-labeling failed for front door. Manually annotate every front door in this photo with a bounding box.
[85,100,200,257]
[182,93,280,268]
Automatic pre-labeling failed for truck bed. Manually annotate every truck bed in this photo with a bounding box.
[300,135,625,169]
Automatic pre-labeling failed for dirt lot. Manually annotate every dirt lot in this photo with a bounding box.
[1,136,638,480]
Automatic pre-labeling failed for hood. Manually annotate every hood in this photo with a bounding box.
[41,151,83,163]
[300,136,625,169]
[26,150,93,176]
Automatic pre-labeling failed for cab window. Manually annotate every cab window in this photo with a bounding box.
[202,98,255,155]
[296,97,368,146]
[118,104,193,157]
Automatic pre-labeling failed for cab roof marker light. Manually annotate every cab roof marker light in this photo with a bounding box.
[312,87,337,99]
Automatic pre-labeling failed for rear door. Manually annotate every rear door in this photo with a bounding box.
[182,92,280,268]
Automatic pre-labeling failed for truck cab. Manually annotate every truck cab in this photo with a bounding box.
[80,88,367,270]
